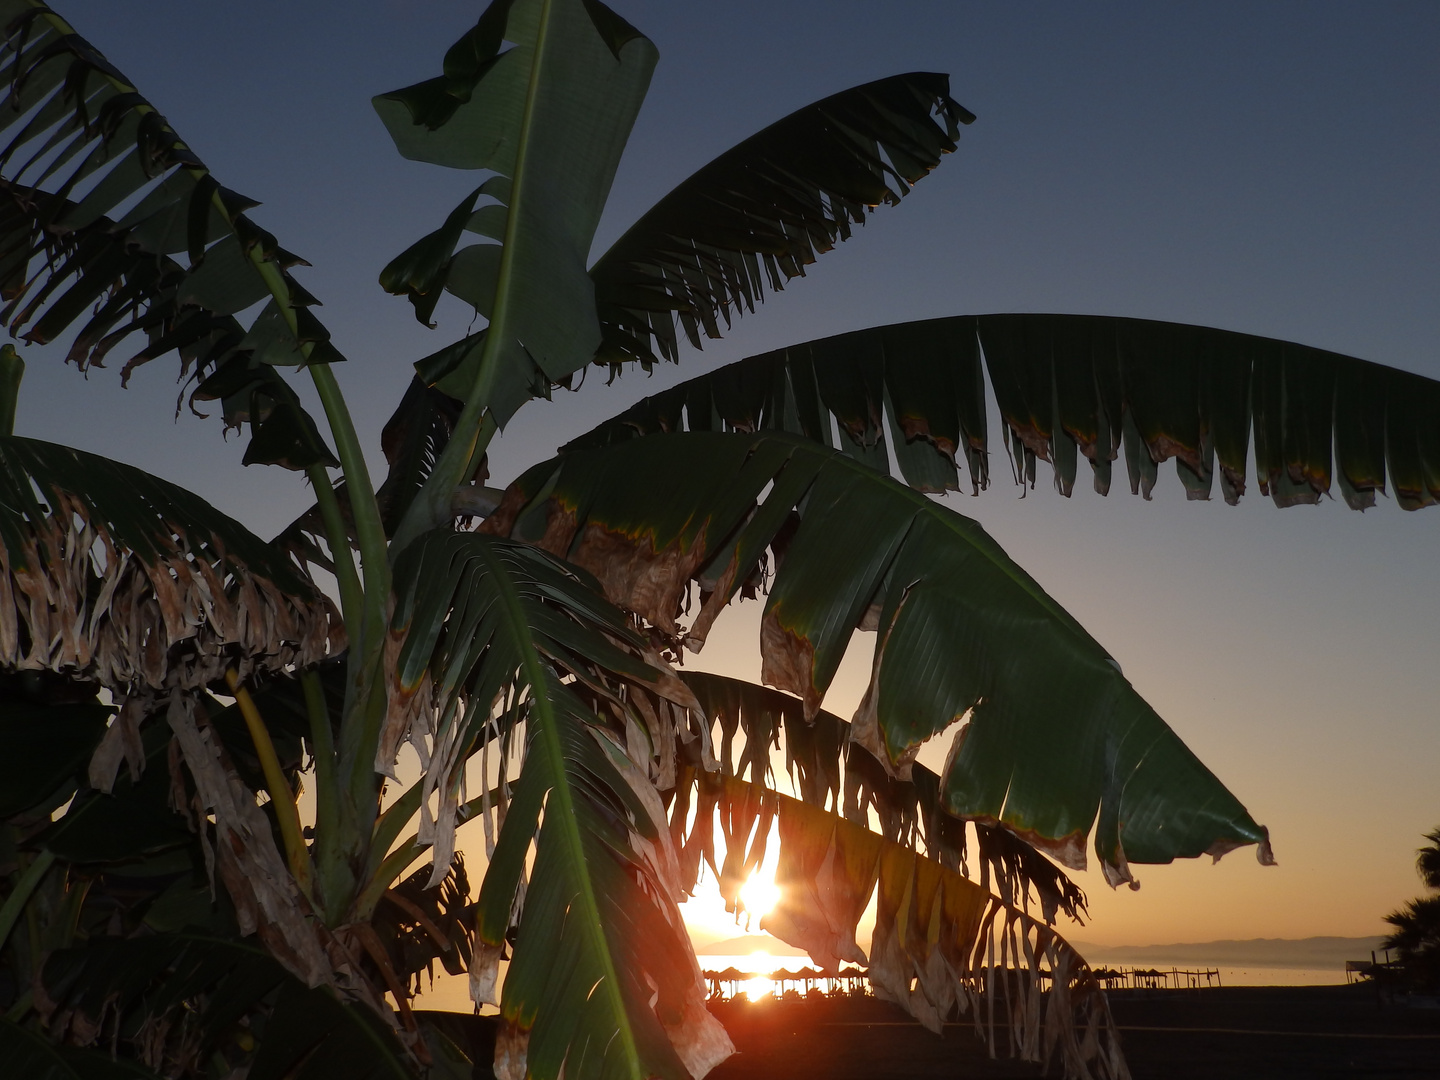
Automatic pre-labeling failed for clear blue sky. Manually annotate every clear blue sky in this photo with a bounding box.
[19,1,1440,945]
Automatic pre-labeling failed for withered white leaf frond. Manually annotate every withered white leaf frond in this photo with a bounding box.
[0,437,341,692]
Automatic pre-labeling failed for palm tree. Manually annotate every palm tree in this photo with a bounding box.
[1383,828,1440,990]
[1421,829,1440,891]
[0,2,1431,1078]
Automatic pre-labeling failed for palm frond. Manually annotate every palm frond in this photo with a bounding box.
[387,530,694,880]
[588,73,973,371]
[375,377,467,535]
[1418,827,1440,891]
[478,667,730,1080]
[372,855,477,1000]
[566,312,1440,510]
[1381,894,1440,988]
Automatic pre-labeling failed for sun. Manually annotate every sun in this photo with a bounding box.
[739,869,780,919]
[675,817,785,939]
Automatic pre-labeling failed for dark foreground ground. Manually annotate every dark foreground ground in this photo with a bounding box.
[421,983,1440,1080]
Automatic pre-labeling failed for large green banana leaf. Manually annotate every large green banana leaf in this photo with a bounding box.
[0,435,337,690]
[35,721,191,864]
[566,312,1440,511]
[0,1,340,468]
[0,699,109,816]
[483,430,1271,884]
[387,529,690,882]
[588,73,973,372]
[372,379,466,536]
[375,0,657,424]
[388,530,730,1080]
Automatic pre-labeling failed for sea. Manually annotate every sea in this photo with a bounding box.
[411,944,1359,1013]
[696,951,1353,994]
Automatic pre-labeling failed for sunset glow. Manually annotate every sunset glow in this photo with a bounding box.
[739,975,774,1001]
[739,869,780,919]
[740,952,776,999]
[677,814,786,940]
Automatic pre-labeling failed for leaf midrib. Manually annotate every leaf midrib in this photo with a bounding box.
[473,536,643,1080]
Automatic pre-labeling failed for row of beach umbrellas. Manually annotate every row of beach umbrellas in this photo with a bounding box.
[704,966,865,979]
[702,965,869,988]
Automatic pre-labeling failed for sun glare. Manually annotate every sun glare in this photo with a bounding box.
[676,811,786,940]
[736,951,779,999]
[739,871,780,918]
[740,975,774,1000]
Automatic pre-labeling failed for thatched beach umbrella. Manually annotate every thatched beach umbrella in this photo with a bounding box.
[787,966,822,992]
[703,966,745,998]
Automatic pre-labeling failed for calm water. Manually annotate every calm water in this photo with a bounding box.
[698,952,1351,994]
[1180,967,1346,986]
[413,951,1353,1013]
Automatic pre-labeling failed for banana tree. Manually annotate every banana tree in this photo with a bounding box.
[0,2,1431,1079]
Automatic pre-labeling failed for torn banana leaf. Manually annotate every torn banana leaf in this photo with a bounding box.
[589,73,973,372]
[189,352,340,471]
[476,668,731,1080]
[566,312,1440,510]
[375,0,657,424]
[387,530,696,888]
[388,532,727,1079]
[0,2,342,460]
[0,435,338,691]
[685,777,1128,1080]
[677,670,1088,927]
[274,376,465,571]
[483,431,1271,884]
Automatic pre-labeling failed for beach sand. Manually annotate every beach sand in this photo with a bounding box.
[420,983,1440,1079]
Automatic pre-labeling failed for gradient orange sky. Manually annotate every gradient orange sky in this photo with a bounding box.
[23,2,1440,954]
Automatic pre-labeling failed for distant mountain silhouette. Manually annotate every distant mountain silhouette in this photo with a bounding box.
[695,934,809,956]
[1070,936,1386,969]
